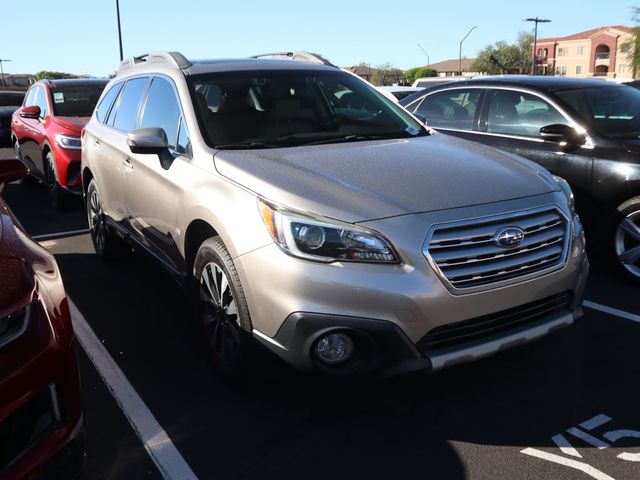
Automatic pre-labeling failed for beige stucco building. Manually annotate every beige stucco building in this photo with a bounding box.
[535,25,634,79]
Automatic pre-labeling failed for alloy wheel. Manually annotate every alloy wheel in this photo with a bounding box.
[615,210,640,279]
[199,262,241,367]
[88,188,106,252]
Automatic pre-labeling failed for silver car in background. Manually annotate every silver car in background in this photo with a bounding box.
[81,51,588,382]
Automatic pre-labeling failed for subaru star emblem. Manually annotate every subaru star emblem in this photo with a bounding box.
[494,227,525,248]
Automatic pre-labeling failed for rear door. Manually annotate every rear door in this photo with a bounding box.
[122,75,191,273]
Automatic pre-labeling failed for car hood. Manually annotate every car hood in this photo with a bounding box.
[52,116,91,132]
[214,135,557,223]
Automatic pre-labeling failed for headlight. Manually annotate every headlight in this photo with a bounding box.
[54,134,82,150]
[258,199,398,264]
[552,175,575,214]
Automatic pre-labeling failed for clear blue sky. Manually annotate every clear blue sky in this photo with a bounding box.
[3,0,637,76]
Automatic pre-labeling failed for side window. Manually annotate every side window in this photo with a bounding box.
[33,87,49,118]
[487,90,568,138]
[140,77,181,149]
[415,89,481,130]
[23,88,36,107]
[112,77,149,132]
[95,82,123,123]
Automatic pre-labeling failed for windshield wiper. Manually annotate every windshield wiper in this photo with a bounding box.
[214,141,286,150]
[300,134,402,146]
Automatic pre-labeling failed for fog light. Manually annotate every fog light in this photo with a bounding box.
[314,333,354,364]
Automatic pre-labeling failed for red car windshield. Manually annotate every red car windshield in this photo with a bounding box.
[50,84,106,117]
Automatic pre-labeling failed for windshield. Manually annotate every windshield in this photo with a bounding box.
[189,70,427,148]
[555,85,640,138]
[0,93,24,107]
[51,83,106,117]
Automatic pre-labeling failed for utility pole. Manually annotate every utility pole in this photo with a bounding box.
[525,17,551,75]
[417,44,430,67]
[459,27,477,76]
[116,0,124,61]
[0,59,11,89]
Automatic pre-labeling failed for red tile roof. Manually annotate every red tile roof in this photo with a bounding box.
[538,25,631,43]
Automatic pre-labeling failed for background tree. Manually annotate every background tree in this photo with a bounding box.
[405,66,437,84]
[371,63,405,86]
[34,71,69,80]
[470,32,533,75]
[622,6,640,78]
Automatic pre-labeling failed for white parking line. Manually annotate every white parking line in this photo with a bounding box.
[584,301,640,324]
[68,299,198,480]
[32,228,90,241]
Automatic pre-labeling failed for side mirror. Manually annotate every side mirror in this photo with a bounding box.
[19,105,41,119]
[0,158,29,185]
[540,124,585,146]
[127,128,169,154]
[413,112,427,125]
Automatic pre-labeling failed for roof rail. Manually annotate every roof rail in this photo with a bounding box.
[250,51,336,67]
[117,51,192,74]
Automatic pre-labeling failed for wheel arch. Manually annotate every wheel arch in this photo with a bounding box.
[184,219,219,277]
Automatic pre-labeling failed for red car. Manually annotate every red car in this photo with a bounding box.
[11,79,107,208]
[0,158,83,478]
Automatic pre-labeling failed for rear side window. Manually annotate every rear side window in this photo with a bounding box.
[95,82,123,123]
[415,89,481,130]
[112,77,149,132]
[140,77,182,149]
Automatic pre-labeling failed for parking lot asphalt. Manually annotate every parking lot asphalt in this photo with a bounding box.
[2,154,640,479]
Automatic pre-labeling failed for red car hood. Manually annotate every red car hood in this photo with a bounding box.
[52,116,91,132]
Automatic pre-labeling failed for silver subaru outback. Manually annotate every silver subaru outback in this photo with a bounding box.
[81,51,588,380]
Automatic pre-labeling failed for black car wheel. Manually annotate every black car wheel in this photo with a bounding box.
[193,236,255,383]
[45,151,70,209]
[614,197,640,281]
[86,179,127,258]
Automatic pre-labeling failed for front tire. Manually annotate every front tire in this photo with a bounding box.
[193,237,255,382]
[86,179,127,258]
[612,196,640,281]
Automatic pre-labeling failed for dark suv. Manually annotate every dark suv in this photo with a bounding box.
[401,76,640,280]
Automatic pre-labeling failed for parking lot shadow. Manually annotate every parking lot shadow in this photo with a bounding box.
[51,249,640,479]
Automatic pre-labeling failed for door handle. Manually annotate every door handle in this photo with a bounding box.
[123,158,133,171]
[93,140,101,151]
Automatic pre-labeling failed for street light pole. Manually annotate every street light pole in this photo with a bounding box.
[0,59,11,90]
[417,44,429,67]
[459,26,477,76]
[525,17,551,75]
[115,0,124,61]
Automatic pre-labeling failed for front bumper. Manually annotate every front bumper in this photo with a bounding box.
[236,194,589,375]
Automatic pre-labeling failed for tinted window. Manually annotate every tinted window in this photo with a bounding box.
[95,82,123,123]
[487,90,566,137]
[51,83,106,116]
[415,89,481,130]
[555,85,640,138]
[33,87,49,117]
[0,93,24,107]
[140,77,181,148]
[112,77,149,132]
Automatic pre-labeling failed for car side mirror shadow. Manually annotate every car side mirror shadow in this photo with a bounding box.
[19,105,41,119]
[413,112,427,125]
[127,128,174,169]
[540,124,586,147]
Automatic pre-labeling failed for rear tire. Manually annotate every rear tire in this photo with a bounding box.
[193,237,258,384]
[611,196,640,282]
[86,179,128,258]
